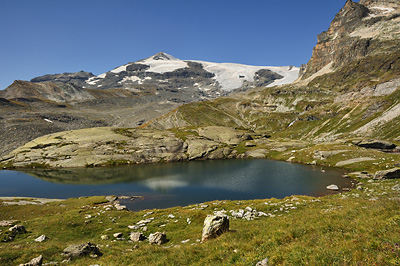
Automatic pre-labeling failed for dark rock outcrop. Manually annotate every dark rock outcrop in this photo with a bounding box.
[354,139,396,149]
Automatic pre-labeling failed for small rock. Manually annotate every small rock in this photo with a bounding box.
[201,215,229,242]
[100,235,109,240]
[181,239,190,244]
[18,255,43,266]
[9,225,26,234]
[113,233,123,238]
[168,214,175,219]
[34,235,48,242]
[142,226,148,232]
[392,184,400,191]
[105,196,117,202]
[326,184,339,191]
[114,204,127,211]
[149,232,167,245]
[130,232,145,242]
[256,257,269,266]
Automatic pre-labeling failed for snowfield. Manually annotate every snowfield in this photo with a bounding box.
[87,52,300,91]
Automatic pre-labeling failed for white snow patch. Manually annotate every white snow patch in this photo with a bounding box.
[110,64,129,73]
[192,60,299,91]
[97,73,107,79]
[119,76,141,84]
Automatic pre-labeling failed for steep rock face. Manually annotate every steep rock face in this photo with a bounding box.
[301,0,400,79]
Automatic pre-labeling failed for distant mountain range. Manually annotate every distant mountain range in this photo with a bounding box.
[28,52,299,100]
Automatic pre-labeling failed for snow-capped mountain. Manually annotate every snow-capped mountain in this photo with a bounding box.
[32,52,299,100]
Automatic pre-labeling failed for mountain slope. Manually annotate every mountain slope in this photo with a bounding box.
[144,0,400,141]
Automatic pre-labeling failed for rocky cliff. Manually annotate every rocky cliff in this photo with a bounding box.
[301,0,400,79]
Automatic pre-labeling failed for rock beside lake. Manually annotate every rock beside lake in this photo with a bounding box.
[201,215,229,242]
[326,184,339,191]
[0,126,256,168]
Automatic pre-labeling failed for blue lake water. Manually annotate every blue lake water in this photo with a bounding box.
[0,159,351,210]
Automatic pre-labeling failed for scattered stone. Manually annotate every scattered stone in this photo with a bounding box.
[374,168,400,180]
[256,257,269,266]
[34,235,48,242]
[113,233,123,238]
[181,239,190,244]
[128,225,139,230]
[201,215,229,242]
[114,204,127,211]
[0,220,17,227]
[149,232,167,245]
[18,255,43,266]
[9,225,26,234]
[392,184,400,191]
[326,184,339,191]
[168,214,175,218]
[63,242,102,258]
[130,232,145,242]
[100,235,109,240]
[142,226,148,232]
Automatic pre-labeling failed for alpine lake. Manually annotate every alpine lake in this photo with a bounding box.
[0,159,352,211]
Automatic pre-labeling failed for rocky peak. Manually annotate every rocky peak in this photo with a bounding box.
[151,52,179,61]
[300,0,400,80]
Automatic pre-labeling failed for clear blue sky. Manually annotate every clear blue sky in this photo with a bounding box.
[0,0,350,90]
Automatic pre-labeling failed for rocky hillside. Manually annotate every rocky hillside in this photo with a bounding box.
[300,0,400,79]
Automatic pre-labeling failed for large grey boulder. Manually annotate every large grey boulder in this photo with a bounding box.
[18,255,43,266]
[354,139,396,150]
[62,242,102,258]
[201,215,229,242]
[148,232,167,245]
[374,168,400,179]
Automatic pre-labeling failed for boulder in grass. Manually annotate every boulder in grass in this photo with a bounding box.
[130,232,146,242]
[18,255,43,266]
[354,140,396,150]
[201,215,229,242]
[374,168,400,180]
[63,242,102,258]
[148,232,167,245]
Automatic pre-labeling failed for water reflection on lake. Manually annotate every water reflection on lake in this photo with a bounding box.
[0,159,351,210]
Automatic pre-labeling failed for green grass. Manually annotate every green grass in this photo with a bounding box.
[1,180,400,265]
